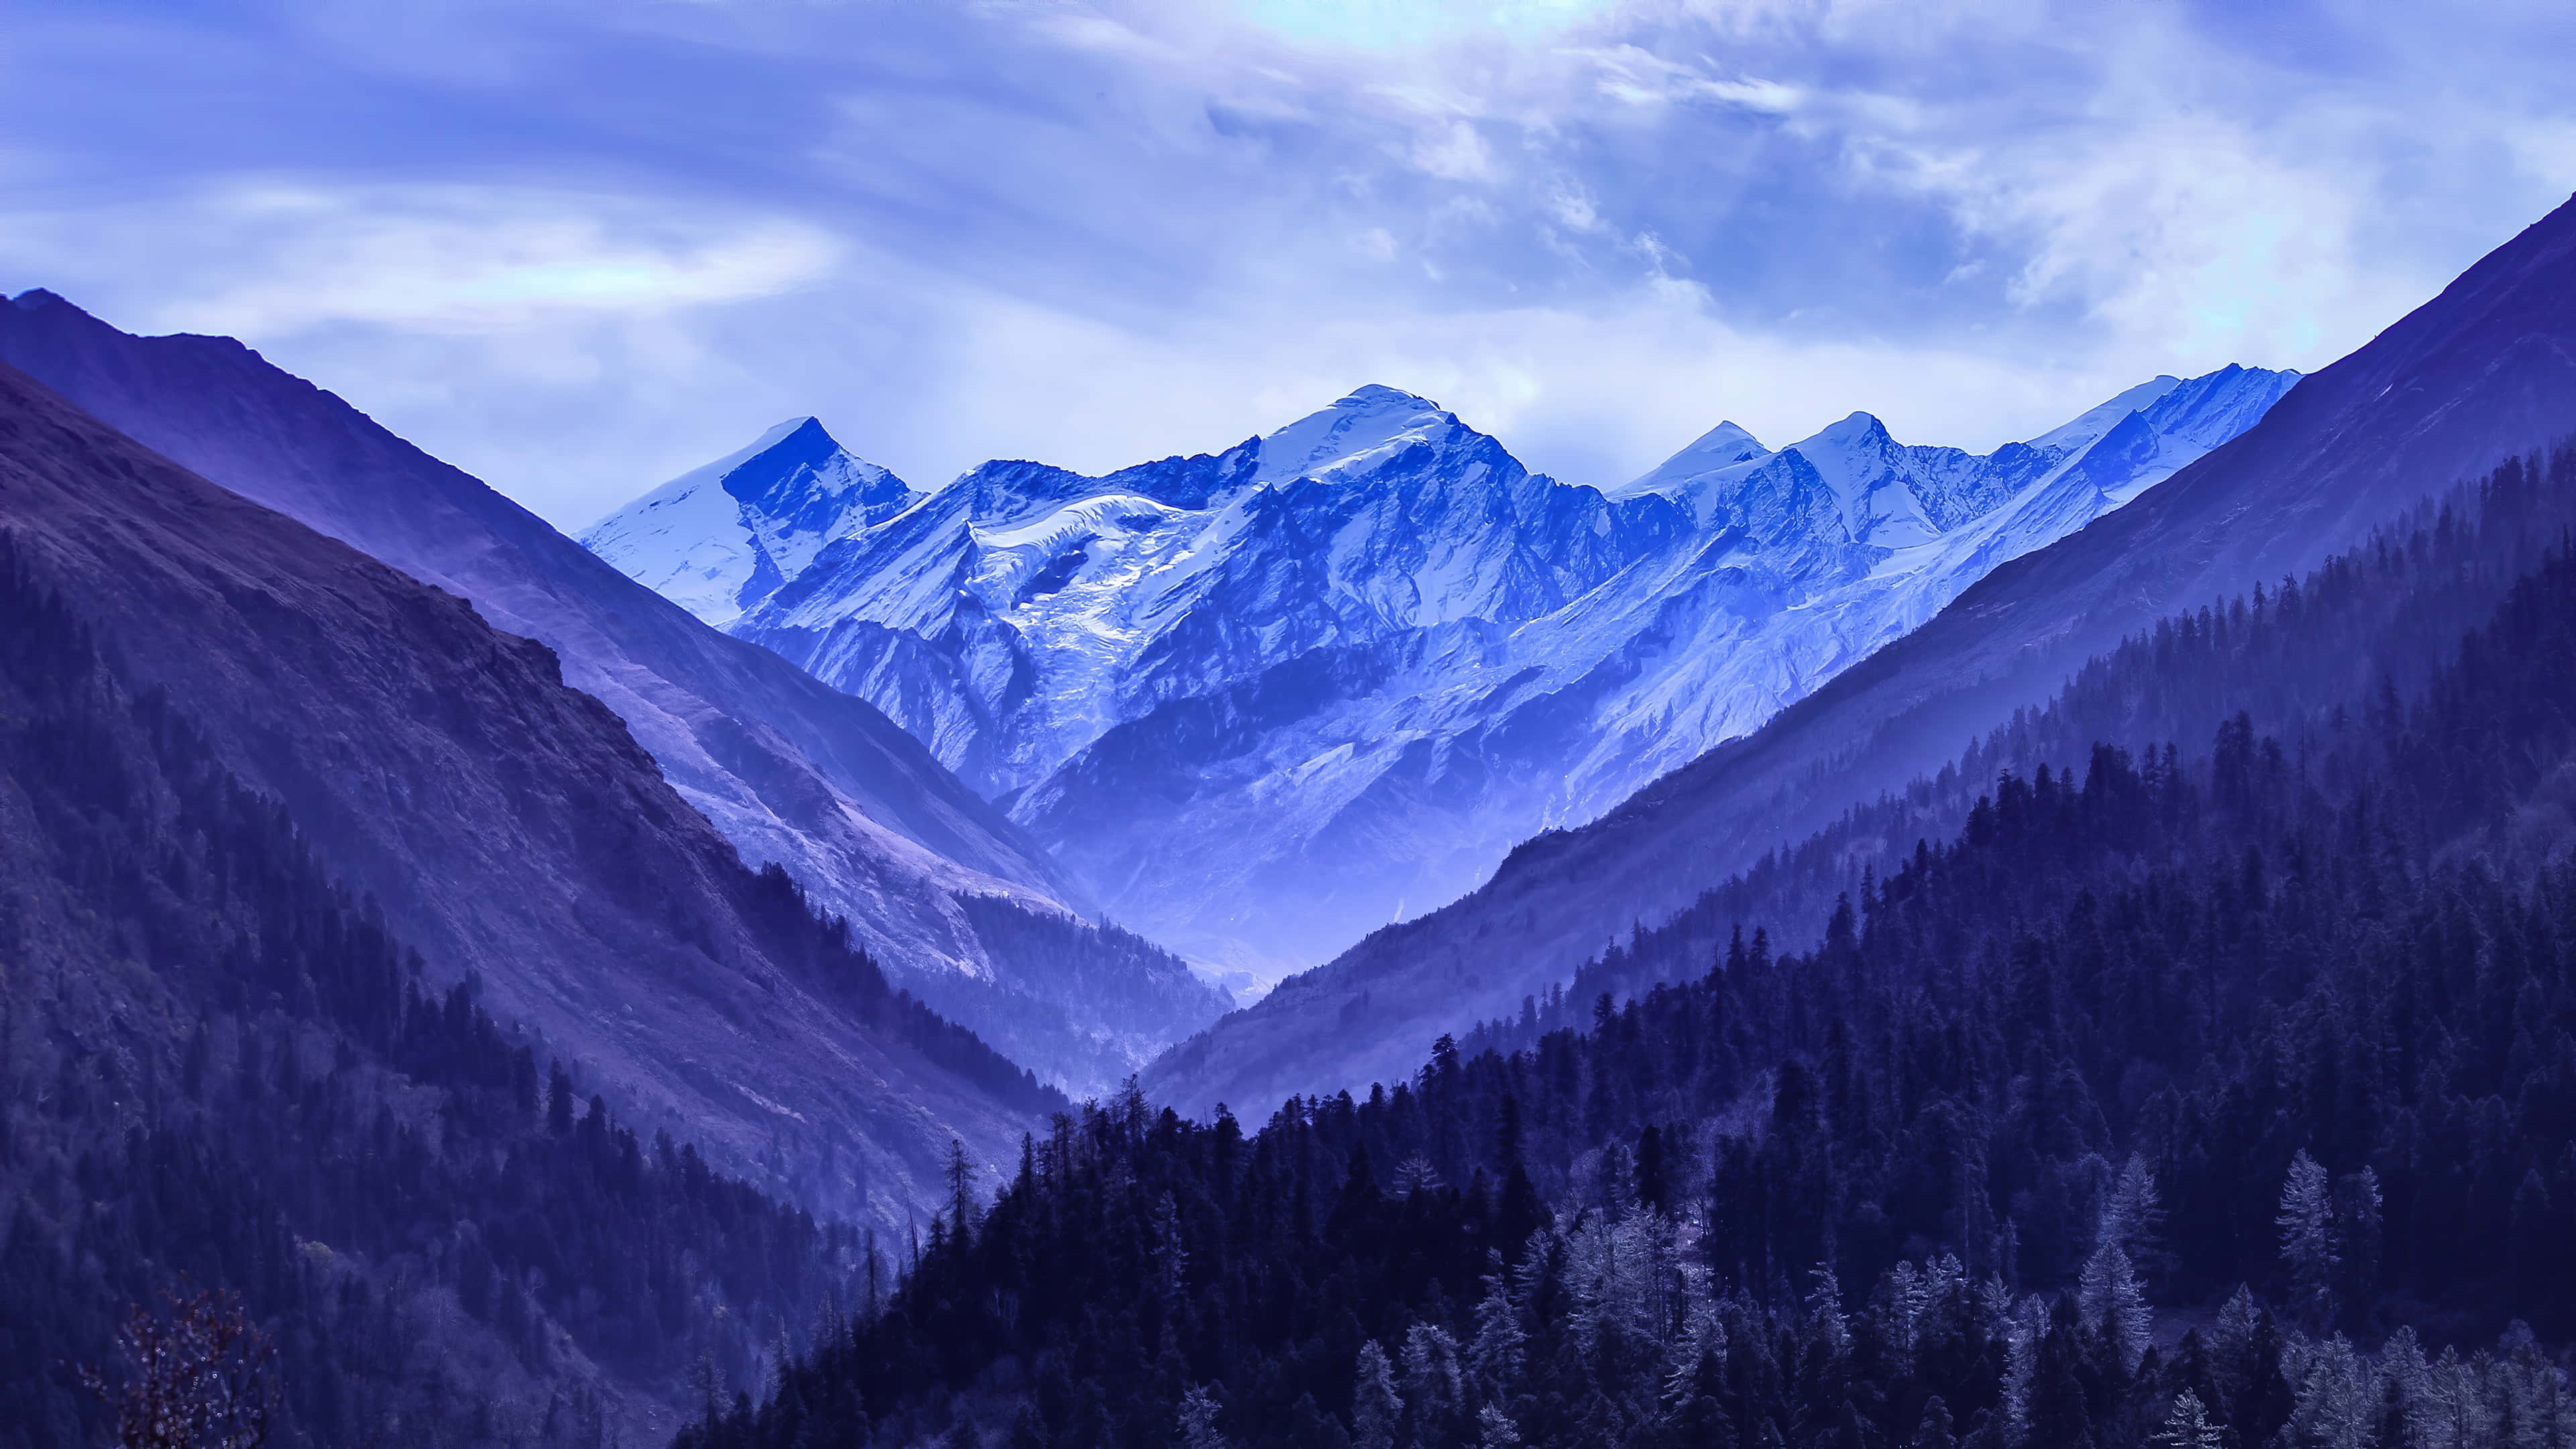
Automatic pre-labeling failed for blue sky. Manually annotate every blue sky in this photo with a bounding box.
[3,0,2572,527]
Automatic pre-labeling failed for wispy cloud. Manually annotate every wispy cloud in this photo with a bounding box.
[0,0,2568,527]
[9,182,839,337]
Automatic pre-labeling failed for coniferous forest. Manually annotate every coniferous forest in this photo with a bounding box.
[0,542,1022,1445]
[679,450,2576,1449]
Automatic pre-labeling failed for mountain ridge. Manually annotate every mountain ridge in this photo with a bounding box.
[598,364,2291,978]
[1142,192,2576,1117]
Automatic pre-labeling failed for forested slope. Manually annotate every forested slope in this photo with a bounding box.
[0,356,1053,1236]
[1514,447,2576,1030]
[0,547,945,1444]
[692,453,2576,1448]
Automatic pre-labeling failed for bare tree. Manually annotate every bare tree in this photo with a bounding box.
[78,1284,281,1449]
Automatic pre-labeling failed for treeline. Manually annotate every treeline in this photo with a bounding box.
[688,466,2576,1446]
[0,544,883,1446]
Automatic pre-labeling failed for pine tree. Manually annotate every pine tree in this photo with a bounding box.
[2277,1152,2339,1333]
[1152,1191,1190,1313]
[1634,1124,1670,1216]
[1352,1341,1403,1449]
[2335,1167,2382,1322]
[946,1138,977,1245]
[1400,1324,1463,1444]
[1467,1260,1525,1399]
[2149,1390,2224,1449]
[2076,1242,2150,1374]
[2097,1154,2168,1277]
[1178,1384,1230,1449]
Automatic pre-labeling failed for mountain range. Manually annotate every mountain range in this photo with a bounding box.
[1146,191,2576,1117]
[7,174,2576,1449]
[586,365,2294,979]
[0,292,1230,1094]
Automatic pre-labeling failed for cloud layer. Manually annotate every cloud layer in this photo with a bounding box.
[2,0,2570,525]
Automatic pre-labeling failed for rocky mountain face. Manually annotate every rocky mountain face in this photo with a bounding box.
[582,415,920,627]
[597,370,2290,980]
[1143,193,2576,1117]
[0,356,1053,1236]
[0,292,1229,1093]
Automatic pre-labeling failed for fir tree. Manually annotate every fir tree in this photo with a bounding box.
[1179,1384,1231,1449]
[2149,1390,2224,1449]
[2277,1151,2339,1334]
[1352,1341,1403,1449]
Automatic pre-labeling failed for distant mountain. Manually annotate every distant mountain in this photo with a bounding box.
[598,370,2288,979]
[0,292,1229,1093]
[584,415,920,627]
[0,354,1049,1241]
[1144,193,2576,1118]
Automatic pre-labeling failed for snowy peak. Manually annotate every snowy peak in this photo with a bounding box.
[1622,420,1770,492]
[722,417,908,519]
[2135,363,2302,453]
[1774,411,1945,548]
[1653,367,2302,555]
[1252,384,1469,486]
[2027,376,2184,455]
[583,417,917,627]
[1613,421,1772,526]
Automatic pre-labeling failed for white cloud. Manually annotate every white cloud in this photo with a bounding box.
[1409,119,1500,181]
[3,0,2569,533]
[7,180,840,339]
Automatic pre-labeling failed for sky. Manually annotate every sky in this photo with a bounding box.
[3,0,2573,529]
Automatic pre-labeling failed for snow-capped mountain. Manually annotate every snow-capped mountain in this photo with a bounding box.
[1552,365,2298,806]
[582,417,920,627]
[595,366,2295,980]
[731,384,1680,804]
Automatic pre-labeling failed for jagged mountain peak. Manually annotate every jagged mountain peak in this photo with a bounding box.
[2025,375,2185,453]
[739,413,826,453]
[1662,418,1769,468]
[1613,420,1773,523]
[1812,409,1895,445]
[1252,383,1475,486]
[584,415,914,627]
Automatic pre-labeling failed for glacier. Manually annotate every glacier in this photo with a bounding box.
[585,366,2298,983]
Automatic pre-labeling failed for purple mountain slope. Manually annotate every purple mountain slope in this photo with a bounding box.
[1146,192,2576,1116]
[0,292,1230,1091]
[0,357,1048,1234]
